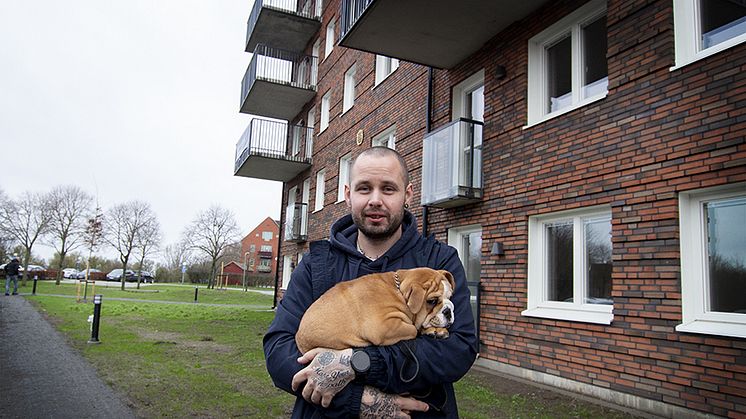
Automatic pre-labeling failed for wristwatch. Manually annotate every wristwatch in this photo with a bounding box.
[350,348,370,378]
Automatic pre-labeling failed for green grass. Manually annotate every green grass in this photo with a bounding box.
[27,292,643,418]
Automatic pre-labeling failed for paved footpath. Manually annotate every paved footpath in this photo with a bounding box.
[0,294,136,419]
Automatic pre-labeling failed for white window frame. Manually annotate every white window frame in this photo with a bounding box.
[343,64,356,113]
[452,70,484,121]
[314,0,323,18]
[374,55,400,86]
[312,39,320,84]
[677,183,746,338]
[320,92,331,132]
[337,153,353,202]
[314,168,326,212]
[372,125,396,149]
[291,119,303,157]
[523,205,614,324]
[324,19,335,61]
[261,231,273,241]
[306,108,315,157]
[526,0,608,127]
[672,0,746,70]
[281,255,292,290]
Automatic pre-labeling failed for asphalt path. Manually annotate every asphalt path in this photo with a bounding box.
[0,295,136,419]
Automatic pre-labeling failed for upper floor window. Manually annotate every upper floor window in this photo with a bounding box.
[324,19,335,60]
[249,244,256,253]
[527,0,608,126]
[306,108,315,157]
[375,55,400,85]
[372,125,396,149]
[337,153,353,202]
[314,168,326,211]
[320,92,331,132]
[673,0,746,69]
[260,244,273,253]
[262,231,273,241]
[343,64,356,113]
[523,206,613,324]
[677,183,746,338]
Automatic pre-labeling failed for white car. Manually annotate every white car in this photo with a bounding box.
[62,268,78,278]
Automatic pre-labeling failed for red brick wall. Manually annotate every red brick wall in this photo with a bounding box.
[274,0,746,416]
[240,217,279,277]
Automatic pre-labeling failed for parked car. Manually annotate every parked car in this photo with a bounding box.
[127,270,155,283]
[75,268,103,279]
[62,268,78,278]
[106,269,135,281]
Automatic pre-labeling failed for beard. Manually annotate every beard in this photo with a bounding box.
[352,207,405,241]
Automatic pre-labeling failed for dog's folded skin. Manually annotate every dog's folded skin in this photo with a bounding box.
[295,268,455,354]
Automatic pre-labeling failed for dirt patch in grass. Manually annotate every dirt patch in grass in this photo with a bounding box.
[136,330,233,354]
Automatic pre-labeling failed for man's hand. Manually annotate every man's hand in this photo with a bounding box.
[291,347,354,407]
[360,386,429,419]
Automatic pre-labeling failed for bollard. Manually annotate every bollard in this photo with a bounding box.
[88,294,103,344]
[32,275,38,295]
[194,287,199,303]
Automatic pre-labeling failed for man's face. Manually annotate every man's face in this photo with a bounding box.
[345,154,413,241]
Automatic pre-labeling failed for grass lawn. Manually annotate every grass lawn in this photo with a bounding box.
[26,289,643,418]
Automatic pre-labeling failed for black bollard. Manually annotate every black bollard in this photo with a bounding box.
[88,294,103,344]
[194,287,198,303]
[32,275,38,295]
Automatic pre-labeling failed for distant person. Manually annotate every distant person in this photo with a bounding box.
[5,257,21,296]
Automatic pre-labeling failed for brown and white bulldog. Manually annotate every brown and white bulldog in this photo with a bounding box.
[295,267,456,354]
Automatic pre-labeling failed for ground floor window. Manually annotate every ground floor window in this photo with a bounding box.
[448,225,482,346]
[678,183,746,338]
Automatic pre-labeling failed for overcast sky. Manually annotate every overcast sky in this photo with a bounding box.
[0,0,280,262]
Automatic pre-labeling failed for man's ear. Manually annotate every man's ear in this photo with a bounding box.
[399,273,425,314]
[440,270,455,290]
[344,184,351,208]
[405,183,414,208]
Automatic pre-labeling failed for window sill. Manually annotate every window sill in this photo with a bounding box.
[676,318,746,339]
[521,305,613,325]
[524,93,607,129]
[671,34,746,72]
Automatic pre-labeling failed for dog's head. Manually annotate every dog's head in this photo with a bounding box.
[397,268,456,331]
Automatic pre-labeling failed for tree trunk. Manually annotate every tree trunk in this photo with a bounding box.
[21,248,31,287]
[55,251,67,286]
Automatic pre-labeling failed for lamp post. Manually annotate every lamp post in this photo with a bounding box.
[242,252,250,291]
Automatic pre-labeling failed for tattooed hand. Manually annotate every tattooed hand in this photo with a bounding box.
[291,347,354,407]
[360,386,429,419]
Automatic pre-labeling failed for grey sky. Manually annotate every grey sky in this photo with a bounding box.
[0,0,280,262]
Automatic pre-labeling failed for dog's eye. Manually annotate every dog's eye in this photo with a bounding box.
[427,298,439,306]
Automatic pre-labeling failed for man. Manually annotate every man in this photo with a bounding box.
[264,147,478,418]
[5,257,21,296]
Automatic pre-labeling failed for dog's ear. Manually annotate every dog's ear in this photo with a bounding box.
[439,270,455,290]
[399,272,426,314]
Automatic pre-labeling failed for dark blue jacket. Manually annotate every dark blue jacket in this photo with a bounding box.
[263,212,478,418]
[4,260,20,276]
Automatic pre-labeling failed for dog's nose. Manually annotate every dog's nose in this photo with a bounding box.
[443,307,452,320]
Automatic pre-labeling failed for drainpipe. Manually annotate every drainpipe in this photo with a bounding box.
[422,66,434,236]
[272,186,285,309]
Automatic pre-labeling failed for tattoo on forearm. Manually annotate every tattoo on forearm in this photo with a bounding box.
[360,387,398,419]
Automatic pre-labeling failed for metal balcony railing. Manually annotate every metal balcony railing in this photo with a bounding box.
[247,0,320,47]
[285,202,308,242]
[421,118,484,208]
[340,0,374,40]
[235,118,313,173]
[241,44,317,107]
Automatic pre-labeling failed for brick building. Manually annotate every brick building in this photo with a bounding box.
[239,217,280,278]
[234,0,746,417]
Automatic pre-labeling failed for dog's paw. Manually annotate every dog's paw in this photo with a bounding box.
[421,327,450,339]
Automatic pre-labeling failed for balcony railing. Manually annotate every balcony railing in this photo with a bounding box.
[285,202,308,242]
[339,0,548,68]
[246,0,321,53]
[234,118,313,182]
[421,118,484,208]
[240,44,317,120]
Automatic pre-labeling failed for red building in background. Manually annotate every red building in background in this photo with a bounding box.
[240,217,280,278]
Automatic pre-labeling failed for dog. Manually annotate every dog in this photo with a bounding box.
[295,267,456,354]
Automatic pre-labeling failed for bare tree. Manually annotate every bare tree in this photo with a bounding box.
[183,205,241,289]
[158,240,192,283]
[80,207,104,281]
[0,191,52,286]
[46,185,94,285]
[104,201,157,290]
[0,188,13,262]
[133,217,161,289]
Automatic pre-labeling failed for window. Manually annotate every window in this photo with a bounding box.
[249,258,255,270]
[320,92,331,132]
[324,19,335,60]
[249,244,256,253]
[372,125,396,149]
[314,169,326,211]
[260,244,273,253]
[337,153,353,202]
[315,0,323,17]
[524,206,613,324]
[306,108,315,157]
[312,39,320,84]
[291,120,303,157]
[343,64,356,113]
[448,225,482,345]
[452,70,484,192]
[673,0,746,69]
[678,183,746,338]
[375,55,400,85]
[527,0,608,126]
[281,255,292,289]
[262,231,273,241]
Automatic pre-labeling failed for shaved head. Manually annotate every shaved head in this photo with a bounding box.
[350,147,410,187]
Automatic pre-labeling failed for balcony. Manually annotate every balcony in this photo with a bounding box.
[240,44,317,120]
[285,202,308,242]
[257,265,272,273]
[421,118,483,208]
[234,118,313,182]
[245,0,321,53]
[339,0,548,68]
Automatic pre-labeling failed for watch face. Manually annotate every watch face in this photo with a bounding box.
[352,350,370,373]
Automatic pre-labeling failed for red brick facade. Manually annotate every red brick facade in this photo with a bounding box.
[240,217,279,277]
[264,0,746,417]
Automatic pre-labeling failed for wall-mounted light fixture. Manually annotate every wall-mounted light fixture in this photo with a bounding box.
[495,65,507,81]
[491,242,505,256]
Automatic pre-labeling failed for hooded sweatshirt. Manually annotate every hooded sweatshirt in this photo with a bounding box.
[263,212,478,418]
